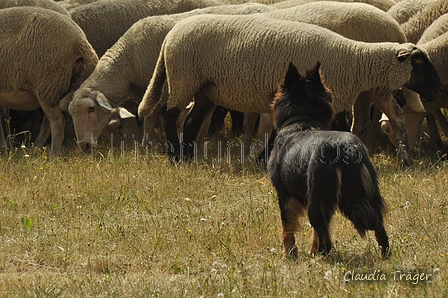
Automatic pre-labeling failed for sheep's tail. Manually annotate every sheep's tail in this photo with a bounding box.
[138,42,167,118]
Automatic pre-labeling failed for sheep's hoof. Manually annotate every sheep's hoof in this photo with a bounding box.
[397,152,413,167]
[397,144,413,167]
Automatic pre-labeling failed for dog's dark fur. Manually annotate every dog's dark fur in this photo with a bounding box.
[267,62,390,259]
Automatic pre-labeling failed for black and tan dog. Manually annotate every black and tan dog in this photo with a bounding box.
[267,62,390,259]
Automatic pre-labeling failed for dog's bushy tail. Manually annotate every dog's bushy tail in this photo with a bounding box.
[339,160,387,237]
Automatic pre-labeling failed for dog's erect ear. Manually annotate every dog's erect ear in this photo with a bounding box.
[306,61,322,83]
[284,62,302,86]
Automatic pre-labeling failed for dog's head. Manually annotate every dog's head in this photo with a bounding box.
[272,62,334,130]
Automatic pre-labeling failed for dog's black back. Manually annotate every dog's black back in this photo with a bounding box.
[267,62,389,259]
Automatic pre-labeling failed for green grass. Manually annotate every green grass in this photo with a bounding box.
[0,143,447,297]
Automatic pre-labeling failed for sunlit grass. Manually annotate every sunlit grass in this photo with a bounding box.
[0,140,447,297]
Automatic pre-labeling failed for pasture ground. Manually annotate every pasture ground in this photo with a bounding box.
[0,133,447,297]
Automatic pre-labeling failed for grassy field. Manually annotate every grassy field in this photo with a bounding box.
[0,139,447,297]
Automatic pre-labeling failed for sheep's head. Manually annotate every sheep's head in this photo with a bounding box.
[403,46,444,102]
[68,90,113,153]
[380,108,426,151]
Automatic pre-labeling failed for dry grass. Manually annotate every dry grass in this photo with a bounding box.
[0,140,448,297]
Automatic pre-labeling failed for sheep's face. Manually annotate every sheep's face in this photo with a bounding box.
[404,47,444,102]
[380,108,426,151]
[68,91,113,153]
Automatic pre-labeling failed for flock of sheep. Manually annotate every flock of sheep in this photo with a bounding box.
[1,0,448,166]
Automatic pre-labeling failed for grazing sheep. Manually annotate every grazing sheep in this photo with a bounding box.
[70,0,225,57]
[381,21,448,152]
[0,0,70,15]
[387,0,432,24]
[0,7,98,155]
[137,14,440,164]
[68,3,274,153]
[270,0,396,11]
[400,0,448,43]
[267,62,389,259]
[102,106,140,150]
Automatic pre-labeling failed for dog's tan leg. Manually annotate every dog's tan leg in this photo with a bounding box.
[280,196,305,260]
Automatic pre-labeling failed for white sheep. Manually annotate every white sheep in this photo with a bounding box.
[265,1,429,136]
[0,0,70,16]
[67,3,274,153]
[187,1,431,159]
[418,13,448,44]
[270,0,396,11]
[0,7,98,155]
[58,0,100,11]
[137,14,435,164]
[400,0,448,43]
[0,0,71,149]
[386,0,432,24]
[69,0,225,57]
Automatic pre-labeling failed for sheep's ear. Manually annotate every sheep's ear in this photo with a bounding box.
[117,107,135,119]
[284,62,301,85]
[397,49,410,62]
[96,93,113,111]
[58,95,71,111]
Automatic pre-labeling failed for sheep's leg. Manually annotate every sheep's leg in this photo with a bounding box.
[0,114,7,156]
[229,110,244,136]
[141,104,161,149]
[426,113,442,151]
[162,106,181,162]
[431,108,448,138]
[252,112,273,158]
[363,105,384,150]
[194,109,214,146]
[40,105,65,156]
[34,114,51,148]
[371,89,412,166]
[257,128,276,164]
[242,113,258,155]
[351,91,372,137]
[182,94,216,160]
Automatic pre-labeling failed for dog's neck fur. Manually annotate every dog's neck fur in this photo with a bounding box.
[279,114,328,131]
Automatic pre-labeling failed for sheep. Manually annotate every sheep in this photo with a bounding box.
[137,14,441,165]
[69,0,226,57]
[67,3,274,153]
[185,1,433,160]
[0,0,70,16]
[400,0,448,44]
[381,19,448,152]
[386,0,432,24]
[58,0,101,11]
[0,7,98,156]
[0,0,71,149]
[270,0,396,11]
[264,1,431,134]
[418,13,448,44]
[102,106,141,150]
